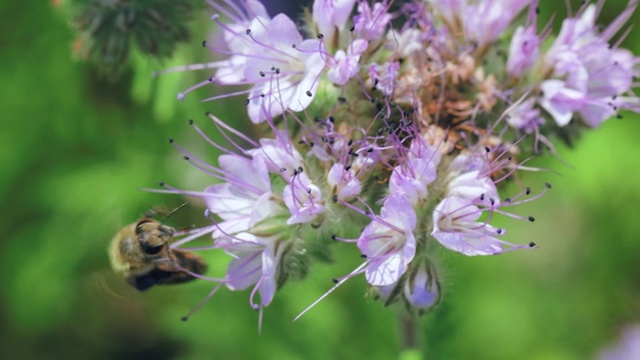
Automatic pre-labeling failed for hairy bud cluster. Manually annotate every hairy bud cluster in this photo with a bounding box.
[64,0,200,76]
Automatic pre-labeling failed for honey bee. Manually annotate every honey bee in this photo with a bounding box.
[109,210,207,292]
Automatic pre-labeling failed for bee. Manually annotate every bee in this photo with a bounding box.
[109,210,207,292]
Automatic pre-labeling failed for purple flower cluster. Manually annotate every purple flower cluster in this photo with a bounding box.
[158,0,640,323]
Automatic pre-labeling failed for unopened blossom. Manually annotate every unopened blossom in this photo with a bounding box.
[312,0,357,42]
[429,0,529,46]
[353,1,393,41]
[369,61,399,96]
[506,25,540,78]
[506,97,544,133]
[463,0,529,46]
[404,260,440,311]
[327,163,361,202]
[389,136,440,205]
[283,171,325,225]
[327,39,368,86]
[247,131,305,177]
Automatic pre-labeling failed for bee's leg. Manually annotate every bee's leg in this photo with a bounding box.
[142,207,166,219]
[142,202,189,219]
[151,250,207,286]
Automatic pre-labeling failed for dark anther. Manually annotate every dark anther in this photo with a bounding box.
[205,111,212,116]
[535,7,540,14]
[332,195,338,203]
[293,169,299,176]
[345,165,351,171]
[260,93,265,98]
[480,193,485,201]
[485,146,491,153]
[306,90,313,97]
[331,234,337,240]
[159,181,165,186]
[307,189,312,194]
[309,142,315,147]
[275,68,280,74]
[489,198,495,205]
[183,156,190,160]
[497,229,503,234]
[529,242,536,247]
[367,148,373,153]
[528,216,535,222]
[292,44,297,48]
[245,29,251,35]
[317,33,324,39]
[332,278,339,283]
[525,187,531,195]
[545,183,552,189]
[181,316,188,322]
[360,254,367,258]
[505,198,511,203]
[507,155,513,161]
[329,116,335,123]
[168,138,174,143]
[244,99,250,105]
[201,40,207,47]
[364,210,371,216]
[348,139,353,146]
[371,97,378,103]
[297,166,304,173]
[259,71,265,77]
[338,97,346,103]
[616,114,623,119]
[298,140,306,144]
[188,119,194,125]
[350,25,355,32]
[208,76,213,82]
[279,167,287,173]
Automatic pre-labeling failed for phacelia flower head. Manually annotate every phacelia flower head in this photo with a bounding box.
[143,0,640,327]
[538,2,640,127]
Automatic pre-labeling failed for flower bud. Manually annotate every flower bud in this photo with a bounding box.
[403,260,440,314]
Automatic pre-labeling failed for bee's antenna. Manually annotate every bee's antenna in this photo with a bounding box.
[164,202,189,219]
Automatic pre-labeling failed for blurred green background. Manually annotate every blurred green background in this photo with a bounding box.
[1,1,639,359]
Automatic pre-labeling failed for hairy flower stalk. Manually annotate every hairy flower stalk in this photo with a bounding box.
[154,0,640,324]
